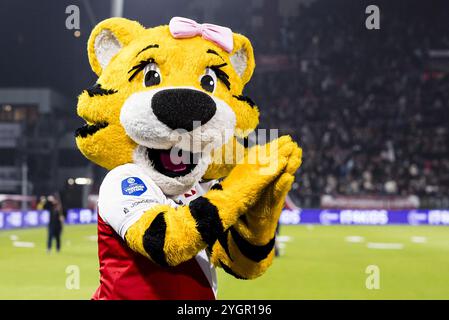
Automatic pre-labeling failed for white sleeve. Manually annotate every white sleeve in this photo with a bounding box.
[98,165,174,239]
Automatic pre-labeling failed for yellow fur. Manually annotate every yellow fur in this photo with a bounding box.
[205,137,296,227]
[236,144,302,244]
[203,137,246,180]
[208,142,302,278]
[125,204,204,266]
[125,208,160,260]
[209,236,275,279]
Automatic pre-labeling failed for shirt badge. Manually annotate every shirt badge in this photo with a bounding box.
[121,177,147,196]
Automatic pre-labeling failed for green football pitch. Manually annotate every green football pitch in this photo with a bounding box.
[1,224,449,299]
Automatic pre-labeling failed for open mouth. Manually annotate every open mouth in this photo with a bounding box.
[146,147,199,178]
[75,122,108,138]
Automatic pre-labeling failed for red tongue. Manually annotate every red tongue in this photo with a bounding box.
[160,151,188,172]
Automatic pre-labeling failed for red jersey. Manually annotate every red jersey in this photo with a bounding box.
[92,215,215,300]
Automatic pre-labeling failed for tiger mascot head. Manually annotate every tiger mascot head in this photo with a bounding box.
[75,17,259,196]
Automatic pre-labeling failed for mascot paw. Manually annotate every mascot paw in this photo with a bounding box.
[284,142,302,176]
[220,135,296,204]
[254,142,301,218]
[232,141,302,243]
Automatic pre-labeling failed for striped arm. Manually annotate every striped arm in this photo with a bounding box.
[124,193,242,267]
[208,224,276,280]
[124,138,299,267]
[209,172,299,279]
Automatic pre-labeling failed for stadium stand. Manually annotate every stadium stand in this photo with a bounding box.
[244,0,449,207]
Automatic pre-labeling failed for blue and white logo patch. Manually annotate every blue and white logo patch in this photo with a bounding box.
[121,177,147,196]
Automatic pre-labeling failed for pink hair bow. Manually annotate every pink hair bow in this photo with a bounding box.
[169,16,234,53]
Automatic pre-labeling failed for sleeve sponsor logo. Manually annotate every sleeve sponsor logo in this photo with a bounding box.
[130,198,154,208]
[121,177,147,196]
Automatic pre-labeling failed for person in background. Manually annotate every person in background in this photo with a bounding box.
[36,196,46,210]
[275,222,281,257]
[45,194,64,253]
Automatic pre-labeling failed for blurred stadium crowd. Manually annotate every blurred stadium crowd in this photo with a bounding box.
[244,0,449,207]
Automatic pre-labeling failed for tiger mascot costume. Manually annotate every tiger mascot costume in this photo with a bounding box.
[75,16,302,300]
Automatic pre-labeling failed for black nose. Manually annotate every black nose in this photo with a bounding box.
[151,89,216,131]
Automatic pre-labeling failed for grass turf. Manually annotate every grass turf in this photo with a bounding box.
[0,224,448,299]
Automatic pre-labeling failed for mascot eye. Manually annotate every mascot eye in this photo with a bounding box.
[200,68,217,93]
[143,63,161,87]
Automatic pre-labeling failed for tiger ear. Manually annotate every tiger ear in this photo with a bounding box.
[87,17,144,76]
[230,33,255,85]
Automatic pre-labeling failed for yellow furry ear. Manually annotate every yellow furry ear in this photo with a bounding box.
[87,17,144,76]
[230,34,255,85]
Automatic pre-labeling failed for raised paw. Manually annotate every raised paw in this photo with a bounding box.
[284,143,302,176]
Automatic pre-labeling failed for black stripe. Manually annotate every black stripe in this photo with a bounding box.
[75,122,108,138]
[235,135,256,149]
[142,212,169,267]
[230,227,275,262]
[207,229,232,260]
[210,183,223,190]
[206,243,214,255]
[218,229,232,261]
[239,214,249,227]
[84,83,117,97]
[189,197,224,248]
[233,95,256,108]
[219,260,247,280]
